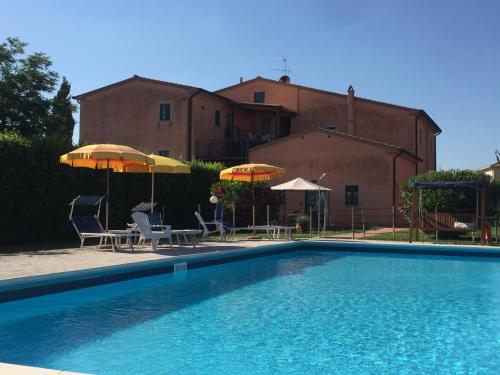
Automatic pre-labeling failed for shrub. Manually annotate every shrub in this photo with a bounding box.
[399,169,493,218]
[0,132,224,249]
[210,180,281,226]
[295,215,310,232]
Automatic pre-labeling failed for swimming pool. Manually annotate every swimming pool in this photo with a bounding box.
[0,247,499,374]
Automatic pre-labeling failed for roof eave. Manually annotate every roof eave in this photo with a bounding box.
[416,109,442,135]
[73,75,200,101]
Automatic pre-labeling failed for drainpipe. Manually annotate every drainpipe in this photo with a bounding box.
[392,150,403,225]
[275,109,279,139]
[347,85,355,135]
[433,129,442,170]
[187,89,202,160]
[414,111,424,174]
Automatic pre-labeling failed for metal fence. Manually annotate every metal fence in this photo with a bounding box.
[189,203,500,244]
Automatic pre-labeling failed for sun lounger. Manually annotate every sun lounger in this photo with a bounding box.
[195,211,226,241]
[71,215,134,252]
[224,225,295,240]
[171,229,203,248]
[69,195,135,252]
[224,225,274,240]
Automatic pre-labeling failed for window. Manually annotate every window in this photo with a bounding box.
[226,112,234,137]
[345,185,359,205]
[215,110,221,127]
[158,150,170,157]
[159,103,171,121]
[254,91,265,103]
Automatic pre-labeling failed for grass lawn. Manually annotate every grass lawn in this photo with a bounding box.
[224,229,356,240]
[4,227,498,254]
[218,227,380,240]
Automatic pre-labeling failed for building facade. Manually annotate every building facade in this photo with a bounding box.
[478,162,500,181]
[75,75,441,225]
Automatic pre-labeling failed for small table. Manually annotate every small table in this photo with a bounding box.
[171,229,203,248]
[103,230,139,251]
[272,226,295,240]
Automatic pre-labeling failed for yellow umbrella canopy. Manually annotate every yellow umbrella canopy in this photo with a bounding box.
[60,144,154,230]
[220,163,285,182]
[114,154,190,174]
[113,154,191,212]
[60,144,153,169]
[219,163,286,226]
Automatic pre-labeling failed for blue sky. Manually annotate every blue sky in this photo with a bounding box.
[1,0,499,169]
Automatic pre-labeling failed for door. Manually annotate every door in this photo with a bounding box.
[278,116,291,138]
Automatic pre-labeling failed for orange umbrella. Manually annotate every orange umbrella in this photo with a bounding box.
[60,144,153,229]
[220,163,285,226]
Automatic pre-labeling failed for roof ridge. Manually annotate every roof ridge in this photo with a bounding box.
[217,76,416,110]
[73,75,200,100]
[249,127,421,161]
[216,76,440,133]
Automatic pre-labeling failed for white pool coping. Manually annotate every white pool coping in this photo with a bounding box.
[0,362,90,374]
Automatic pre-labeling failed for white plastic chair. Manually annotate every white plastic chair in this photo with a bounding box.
[194,211,226,241]
[131,212,172,251]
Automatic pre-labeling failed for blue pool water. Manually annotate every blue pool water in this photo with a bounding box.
[0,250,499,374]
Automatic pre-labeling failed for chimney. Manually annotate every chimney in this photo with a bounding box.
[347,85,355,135]
[279,75,290,84]
[240,76,243,83]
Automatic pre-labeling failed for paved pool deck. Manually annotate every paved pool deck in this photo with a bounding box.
[1,236,496,282]
[0,240,290,281]
[0,362,88,374]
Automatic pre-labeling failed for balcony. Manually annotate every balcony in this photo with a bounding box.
[195,139,250,162]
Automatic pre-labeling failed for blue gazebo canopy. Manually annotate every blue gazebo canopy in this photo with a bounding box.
[411,180,487,190]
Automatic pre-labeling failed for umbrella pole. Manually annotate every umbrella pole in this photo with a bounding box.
[252,173,255,227]
[106,159,110,231]
[151,172,155,213]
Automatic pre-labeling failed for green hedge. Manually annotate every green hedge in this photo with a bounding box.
[399,169,498,217]
[0,133,223,248]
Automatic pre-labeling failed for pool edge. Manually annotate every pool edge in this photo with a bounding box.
[1,240,499,303]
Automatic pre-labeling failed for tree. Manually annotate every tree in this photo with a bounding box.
[0,37,58,137]
[399,169,492,218]
[46,77,76,143]
[210,180,281,225]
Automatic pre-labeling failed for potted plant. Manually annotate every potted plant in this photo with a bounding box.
[296,215,310,233]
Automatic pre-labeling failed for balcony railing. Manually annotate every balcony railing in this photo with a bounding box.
[195,139,249,161]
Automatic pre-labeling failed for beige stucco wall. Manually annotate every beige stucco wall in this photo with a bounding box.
[219,78,438,172]
[79,80,192,158]
[191,93,233,159]
[78,76,437,181]
[248,130,416,226]
[218,79,300,111]
[481,166,500,181]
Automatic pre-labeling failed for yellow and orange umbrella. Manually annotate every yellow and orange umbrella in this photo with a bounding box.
[113,154,190,212]
[220,163,285,226]
[60,144,153,229]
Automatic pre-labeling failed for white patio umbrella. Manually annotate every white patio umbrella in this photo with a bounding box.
[271,177,332,192]
[271,177,332,225]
